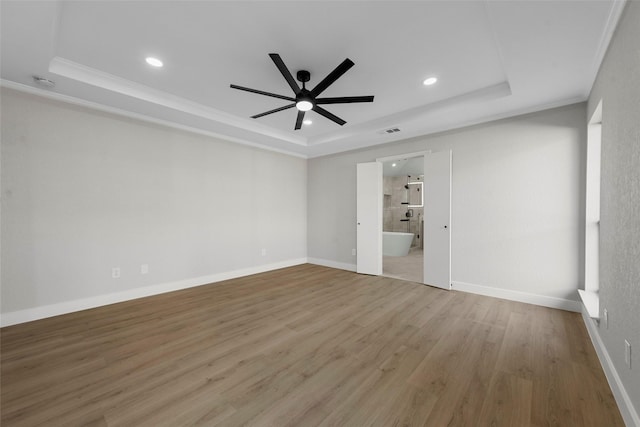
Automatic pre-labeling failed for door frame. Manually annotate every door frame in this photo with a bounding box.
[376,151,431,164]
[376,150,432,284]
[376,151,429,285]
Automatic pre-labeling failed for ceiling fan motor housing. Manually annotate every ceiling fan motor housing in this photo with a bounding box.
[296,70,310,83]
[295,70,313,108]
[296,89,313,103]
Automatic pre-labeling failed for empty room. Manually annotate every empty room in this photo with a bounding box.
[1,1,638,426]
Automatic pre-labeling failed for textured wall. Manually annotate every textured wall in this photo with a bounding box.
[587,0,640,414]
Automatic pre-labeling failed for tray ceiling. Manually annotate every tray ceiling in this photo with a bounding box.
[0,1,625,157]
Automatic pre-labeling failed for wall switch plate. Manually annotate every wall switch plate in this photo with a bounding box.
[625,340,631,369]
[141,264,149,274]
[352,248,356,256]
[261,248,266,256]
[112,267,120,279]
[604,308,608,329]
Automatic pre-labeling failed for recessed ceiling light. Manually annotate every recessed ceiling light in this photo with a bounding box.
[303,119,313,125]
[145,57,163,68]
[423,77,438,86]
[392,163,397,167]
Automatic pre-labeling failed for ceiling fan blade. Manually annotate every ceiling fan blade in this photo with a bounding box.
[310,58,355,97]
[315,95,374,104]
[251,103,296,119]
[269,53,300,95]
[230,84,295,101]
[313,106,346,126]
[295,110,305,130]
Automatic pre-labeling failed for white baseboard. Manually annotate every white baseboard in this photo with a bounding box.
[451,280,581,312]
[580,305,640,427]
[0,258,307,327]
[307,257,357,272]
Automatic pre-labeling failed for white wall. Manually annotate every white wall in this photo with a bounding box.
[1,88,307,324]
[308,103,586,308]
[586,1,640,422]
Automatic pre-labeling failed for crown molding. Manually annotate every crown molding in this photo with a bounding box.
[0,80,308,159]
[48,56,307,147]
[585,0,627,97]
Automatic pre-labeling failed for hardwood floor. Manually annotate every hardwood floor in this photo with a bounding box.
[1,264,624,426]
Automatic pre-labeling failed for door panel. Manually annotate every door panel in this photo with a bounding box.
[356,162,382,275]
[423,150,452,289]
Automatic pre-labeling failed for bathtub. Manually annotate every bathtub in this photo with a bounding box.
[383,232,414,256]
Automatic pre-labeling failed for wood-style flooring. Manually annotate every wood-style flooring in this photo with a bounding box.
[1,264,624,426]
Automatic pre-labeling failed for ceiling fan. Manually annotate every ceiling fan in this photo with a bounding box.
[230,53,374,130]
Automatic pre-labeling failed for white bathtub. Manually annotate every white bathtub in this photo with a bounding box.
[383,232,414,256]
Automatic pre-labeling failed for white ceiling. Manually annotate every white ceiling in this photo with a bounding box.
[0,1,625,158]
[383,156,425,177]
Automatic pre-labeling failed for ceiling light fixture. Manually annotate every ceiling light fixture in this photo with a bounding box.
[392,163,397,167]
[423,77,438,86]
[303,119,313,125]
[296,97,313,112]
[145,57,163,68]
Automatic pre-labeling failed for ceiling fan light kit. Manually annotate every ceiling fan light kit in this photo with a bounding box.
[296,99,313,112]
[230,53,374,130]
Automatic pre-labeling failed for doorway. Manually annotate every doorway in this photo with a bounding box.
[381,156,424,283]
[356,150,452,290]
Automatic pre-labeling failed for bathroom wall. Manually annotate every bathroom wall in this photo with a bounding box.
[383,176,423,247]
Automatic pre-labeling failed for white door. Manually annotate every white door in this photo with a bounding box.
[356,162,382,275]
[423,150,452,289]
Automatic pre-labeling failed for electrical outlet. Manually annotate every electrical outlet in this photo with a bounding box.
[352,248,356,256]
[112,267,121,279]
[141,264,149,274]
[625,340,631,369]
[261,248,266,256]
[604,308,608,329]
